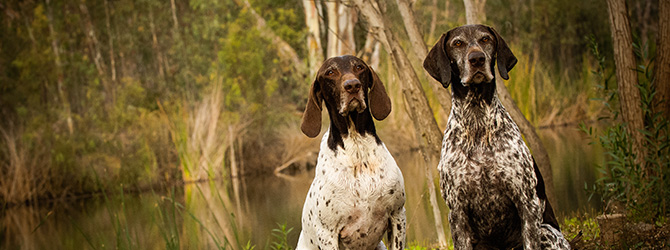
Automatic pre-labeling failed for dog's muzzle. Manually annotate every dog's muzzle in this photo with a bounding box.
[339,78,367,115]
[462,50,494,85]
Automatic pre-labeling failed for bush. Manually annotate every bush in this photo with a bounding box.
[582,38,669,222]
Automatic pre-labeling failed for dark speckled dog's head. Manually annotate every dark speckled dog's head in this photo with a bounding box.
[423,24,517,88]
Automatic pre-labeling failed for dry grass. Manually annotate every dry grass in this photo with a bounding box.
[0,127,53,205]
[162,84,231,182]
[273,122,320,176]
[505,52,607,128]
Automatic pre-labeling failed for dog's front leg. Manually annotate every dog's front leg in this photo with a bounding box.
[448,203,474,250]
[313,225,339,250]
[388,206,406,250]
[517,193,543,250]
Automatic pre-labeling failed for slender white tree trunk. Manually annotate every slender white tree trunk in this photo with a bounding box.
[395,0,449,246]
[303,0,324,76]
[326,0,340,58]
[397,0,452,114]
[46,0,73,135]
[338,2,357,55]
[463,0,486,24]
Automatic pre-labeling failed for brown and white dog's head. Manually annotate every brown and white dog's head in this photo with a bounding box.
[301,55,391,138]
[423,24,517,88]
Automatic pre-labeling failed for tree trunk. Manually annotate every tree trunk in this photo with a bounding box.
[79,0,113,109]
[148,6,167,81]
[606,0,647,166]
[170,0,180,34]
[353,1,447,245]
[463,0,486,24]
[79,0,107,80]
[655,0,670,119]
[45,0,73,135]
[395,0,449,245]
[302,0,324,77]
[326,0,340,58]
[359,33,382,70]
[634,0,654,50]
[20,3,37,47]
[338,2,357,55]
[232,0,307,78]
[104,0,117,83]
[353,0,442,162]
[396,0,452,115]
[370,41,382,70]
[428,0,438,42]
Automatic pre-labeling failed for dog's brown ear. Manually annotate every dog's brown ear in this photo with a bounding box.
[424,32,452,88]
[368,67,391,120]
[487,26,517,80]
[301,80,322,137]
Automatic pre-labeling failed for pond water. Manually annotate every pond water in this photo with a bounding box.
[1,126,603,249]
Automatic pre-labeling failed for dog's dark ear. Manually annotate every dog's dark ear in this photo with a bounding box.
[424,32,452,88]
[487,26,517,80]
[368,67,391,120]
[301,80,322,138]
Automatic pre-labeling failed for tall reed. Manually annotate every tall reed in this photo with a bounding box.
[160,81,235,182]
[0,127,53,205]
[500,47,609,128]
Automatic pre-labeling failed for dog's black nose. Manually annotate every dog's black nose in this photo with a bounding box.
[344,79,361,94]
[468,51,486,67]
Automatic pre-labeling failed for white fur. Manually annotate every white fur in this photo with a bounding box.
[297,127,406,250]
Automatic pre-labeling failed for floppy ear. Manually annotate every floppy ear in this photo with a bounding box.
[487,26,517,80]
[423,32,452,88]
[300,80,322,138]
[368,67,391,120]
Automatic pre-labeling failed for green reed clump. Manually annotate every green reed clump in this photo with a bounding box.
[269,223,293,250]
[582,37,669,222]
[504,48,601,127]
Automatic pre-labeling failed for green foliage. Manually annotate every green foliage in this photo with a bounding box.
[562,215,600,242]
[253,0,307,58]
[0,0,306,203]
[269,223,293,250]
[488,0,612,76]
[405,243,430,250]
[582,39,670,222]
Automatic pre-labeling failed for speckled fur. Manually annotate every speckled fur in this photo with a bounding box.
[424,25,570,250]
[297,56,406,250]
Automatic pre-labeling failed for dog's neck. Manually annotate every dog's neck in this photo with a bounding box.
[451,77,497,107]
[324,103,381,151]
[449,76,507,145]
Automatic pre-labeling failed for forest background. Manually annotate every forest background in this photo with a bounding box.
[0,0,668,248]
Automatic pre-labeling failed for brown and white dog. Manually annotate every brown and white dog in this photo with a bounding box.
[423,25,570,249]
[297,55,406,250]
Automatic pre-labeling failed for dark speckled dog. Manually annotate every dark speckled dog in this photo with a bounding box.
[423,24,570,249]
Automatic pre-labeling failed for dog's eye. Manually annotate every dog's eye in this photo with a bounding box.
[355,65,364,71]
[326,69,334,76]
[481,37,490,43]
[453,40,463,47]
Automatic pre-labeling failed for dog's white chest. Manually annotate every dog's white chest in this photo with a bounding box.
[299,128,405,249]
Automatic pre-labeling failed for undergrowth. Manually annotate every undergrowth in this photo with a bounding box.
[581,37,669,223]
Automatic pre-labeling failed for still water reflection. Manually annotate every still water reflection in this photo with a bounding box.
[1,127,603,249]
